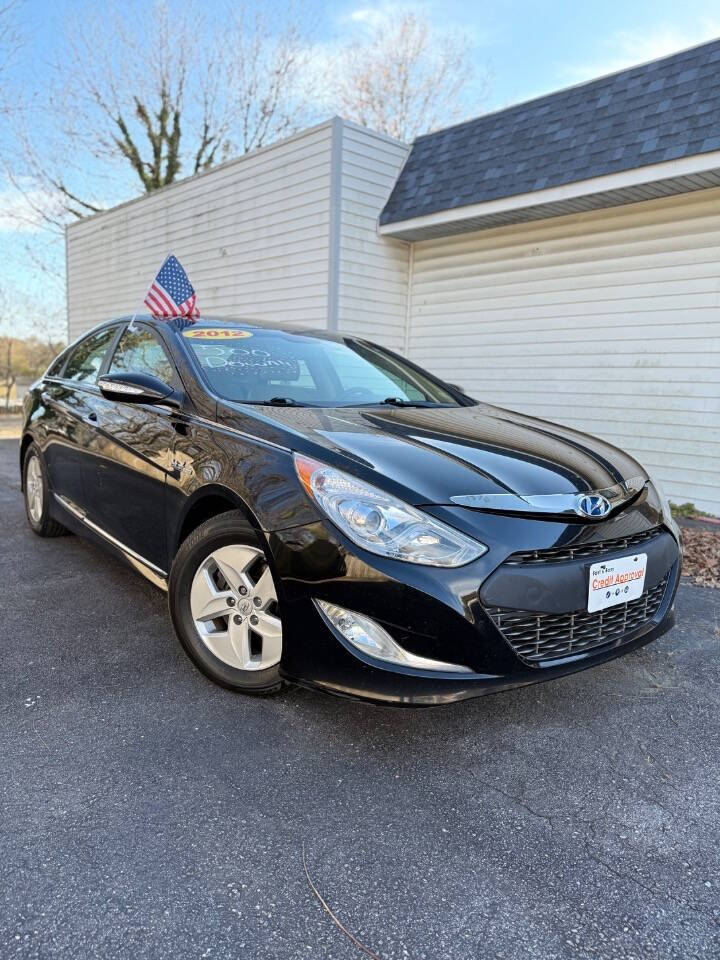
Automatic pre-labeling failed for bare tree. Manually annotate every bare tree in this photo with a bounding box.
[224,5,313,156]
[0,327,64,411]
[0,0,20,111]
[11,0,315,223]
[33,1,223,214]
[332,11,484,142]
[0,336,15,411]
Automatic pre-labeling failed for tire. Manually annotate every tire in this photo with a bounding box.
[168,510,285,694]
[22,443,68,538]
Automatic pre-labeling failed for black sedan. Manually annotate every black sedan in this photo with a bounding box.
[20,316,681,705]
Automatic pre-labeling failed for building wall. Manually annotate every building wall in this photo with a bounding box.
[66,122,336,340]
[407,187,720,514]
[66,118,410,350]
[336,121,410,350]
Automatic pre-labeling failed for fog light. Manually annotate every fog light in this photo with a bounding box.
[315,600,472,673]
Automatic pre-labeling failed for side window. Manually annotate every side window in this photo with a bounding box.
[108,326,176,385]
[63,327,118,384]
[47,350,69,378]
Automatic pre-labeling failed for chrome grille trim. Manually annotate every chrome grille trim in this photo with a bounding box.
[450,477,646,516]
[506,527,661,565]
[488,576,668,664]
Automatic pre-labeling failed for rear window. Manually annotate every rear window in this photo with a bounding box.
[182,327,456,407]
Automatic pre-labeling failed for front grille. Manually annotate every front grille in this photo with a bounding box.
[488,575,668,664]
[507,527,661,565]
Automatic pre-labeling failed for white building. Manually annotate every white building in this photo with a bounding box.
[67,41,720,514]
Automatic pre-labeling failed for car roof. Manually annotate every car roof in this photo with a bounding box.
[106,314,350,343]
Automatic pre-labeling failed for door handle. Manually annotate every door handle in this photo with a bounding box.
[41,391,52,404]
[86,412,98,423]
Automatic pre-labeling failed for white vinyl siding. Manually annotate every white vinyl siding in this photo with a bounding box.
[66,119,410,349]
[407,188,720,514]
[66,122,335,340]
[336,123,410,350]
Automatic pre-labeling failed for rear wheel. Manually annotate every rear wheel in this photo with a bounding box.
[168,510,285,694]
[22,443,67,538]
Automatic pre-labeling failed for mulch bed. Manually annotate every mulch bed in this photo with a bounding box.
[681,528,720,588]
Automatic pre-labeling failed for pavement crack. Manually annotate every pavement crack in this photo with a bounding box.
[478,780,718,925]
[475,778,556,826]
[583,847,717,922]
[581,823,718,924]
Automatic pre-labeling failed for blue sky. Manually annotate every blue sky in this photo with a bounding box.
[17,0,720,109]
[3,0,720,338]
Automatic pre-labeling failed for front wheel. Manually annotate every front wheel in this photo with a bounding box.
[168,511,285,694]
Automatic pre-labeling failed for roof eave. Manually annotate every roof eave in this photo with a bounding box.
[378,150,720,241]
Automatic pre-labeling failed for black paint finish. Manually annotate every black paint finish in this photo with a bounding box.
[21,315,682,704]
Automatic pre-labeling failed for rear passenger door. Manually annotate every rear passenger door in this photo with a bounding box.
[81,323,181,571]
[42,325,120,514]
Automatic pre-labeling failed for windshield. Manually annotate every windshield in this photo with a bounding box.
[182,327,460,407]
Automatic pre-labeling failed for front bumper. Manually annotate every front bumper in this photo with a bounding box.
[268,489,682,706]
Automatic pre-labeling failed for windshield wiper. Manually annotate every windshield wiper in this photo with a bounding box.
[266,396,307,406]
[381,397,430,407]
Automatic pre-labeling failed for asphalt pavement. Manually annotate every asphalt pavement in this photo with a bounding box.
[1,437,719,959]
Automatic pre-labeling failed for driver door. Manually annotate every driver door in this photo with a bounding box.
[81,323,181,572]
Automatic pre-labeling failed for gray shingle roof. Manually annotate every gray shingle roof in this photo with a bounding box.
[380,38,720,226]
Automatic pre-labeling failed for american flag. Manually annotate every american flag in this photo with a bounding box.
[144,254,200,319]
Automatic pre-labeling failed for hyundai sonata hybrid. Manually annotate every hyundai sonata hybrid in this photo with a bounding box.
[20,316,681,704]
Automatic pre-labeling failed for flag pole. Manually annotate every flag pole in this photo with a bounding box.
[129,252,173,331]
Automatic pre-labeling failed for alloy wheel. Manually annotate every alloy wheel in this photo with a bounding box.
[189,544,282,671]
[26,455,44,524]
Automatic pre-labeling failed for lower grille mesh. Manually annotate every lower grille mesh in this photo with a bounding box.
[488,576,668,663]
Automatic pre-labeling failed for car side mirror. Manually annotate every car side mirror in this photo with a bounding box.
[98,372,178,406]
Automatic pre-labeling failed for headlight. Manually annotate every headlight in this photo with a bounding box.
[294,454,486,567]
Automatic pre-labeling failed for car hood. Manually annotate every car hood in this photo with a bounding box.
[218,404,647,504]
[220,402,648,507]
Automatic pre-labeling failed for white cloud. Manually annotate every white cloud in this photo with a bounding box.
[563,20,720,84]
[341,1,495,45]
[348,6,387,27]
[0,180,64,233]
[346,2,410,30]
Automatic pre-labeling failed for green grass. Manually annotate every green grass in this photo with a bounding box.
[670,501,711,519]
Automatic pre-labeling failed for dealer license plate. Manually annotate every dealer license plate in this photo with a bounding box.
[587,553,647,613]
